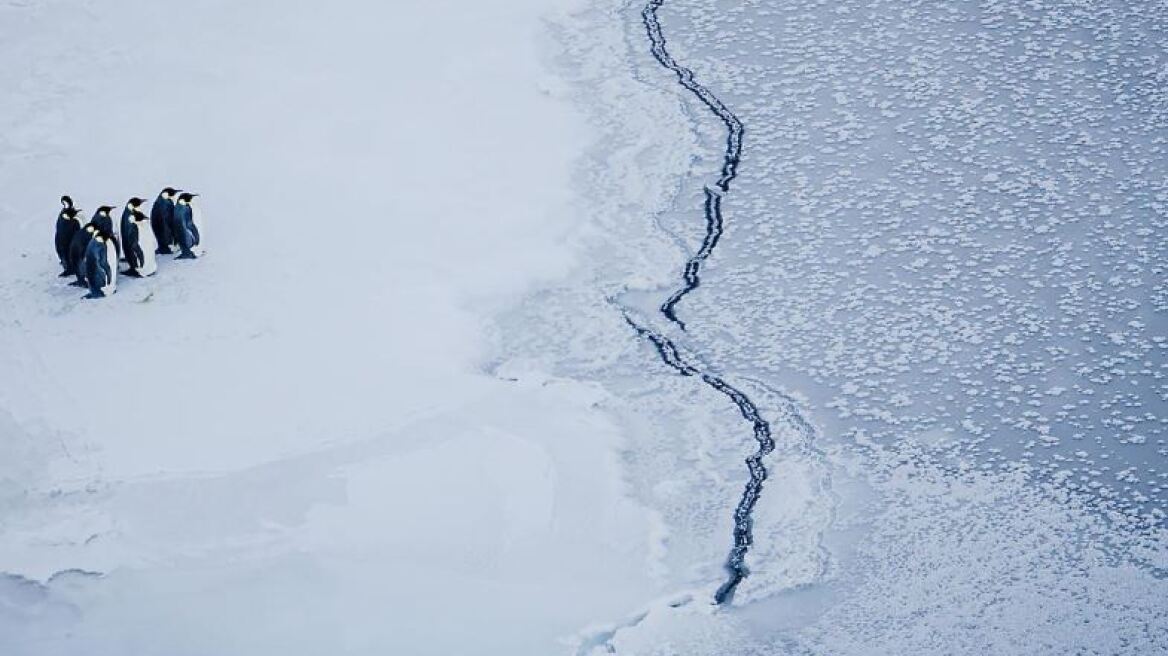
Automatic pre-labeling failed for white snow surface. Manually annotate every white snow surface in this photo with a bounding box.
[3,0,1168,654]
[0,1,664,654]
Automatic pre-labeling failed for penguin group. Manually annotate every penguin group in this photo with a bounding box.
[53,188,204,299]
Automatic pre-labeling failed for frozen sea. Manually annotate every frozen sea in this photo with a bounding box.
[2,0,1166,654]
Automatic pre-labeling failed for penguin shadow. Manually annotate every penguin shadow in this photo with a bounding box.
[50,254,160,307]
[109,267,178,305]
[116,256,159,304]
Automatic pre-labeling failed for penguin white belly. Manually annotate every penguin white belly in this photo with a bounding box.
[190,202,206,255]
[138,223,158,276]
[103,243,118,295]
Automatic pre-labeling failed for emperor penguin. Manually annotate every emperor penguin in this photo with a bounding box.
[54,196,84,277]
[119,198,146,261]
[82,228,117,299]
[173,192,203,260]
[67,221,99,287]
[122,203,158,277]
[150,188,179,254]
[90,206,121,259]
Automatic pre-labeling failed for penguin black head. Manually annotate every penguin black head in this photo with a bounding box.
[61,207,81,221]
[161,187,178,199]
[127,197,146,208]
[60,195,74,209]
[95,205,115,216]
[177,192,198,204]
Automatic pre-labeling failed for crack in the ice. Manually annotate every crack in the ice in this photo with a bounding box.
[659,187,725,331]
[619,0,814,606]
[622,311,774,605]
[642,0,743,330]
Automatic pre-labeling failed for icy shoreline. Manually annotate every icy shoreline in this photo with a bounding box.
[499,0,836,646]
[564,1,1168,653]
[531,0,1168,653]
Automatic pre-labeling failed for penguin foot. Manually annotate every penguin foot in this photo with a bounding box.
[69,281,87,288]
[155,248,173,255]
[58,270,72,278]
[82,292,105,300]
[124,270,142,278]
[176,252,197,260]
